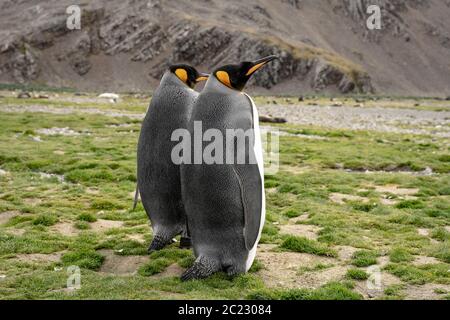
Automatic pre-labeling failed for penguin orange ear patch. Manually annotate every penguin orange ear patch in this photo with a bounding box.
[216,71,232,89]
[175,68,188,83]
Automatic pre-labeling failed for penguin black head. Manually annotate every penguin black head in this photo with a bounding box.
[169,64,209,89]
[213,55,278,91]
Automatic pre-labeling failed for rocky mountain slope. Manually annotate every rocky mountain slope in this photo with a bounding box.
[0,0,449,95]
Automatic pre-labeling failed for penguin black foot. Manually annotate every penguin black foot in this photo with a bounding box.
[147,235,173,253]
[180,257,219,281]
[225,265,245,277]
[179,237,191,249]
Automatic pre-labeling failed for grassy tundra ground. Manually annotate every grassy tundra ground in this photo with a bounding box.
[0,90,449,300]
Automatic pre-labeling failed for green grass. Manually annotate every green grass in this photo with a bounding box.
[248,259,264,273]
[395,200,425,209]
[351,250,379,267]
[61,250,105,270]
[0,91,449,299]
[429,242,450,263]
[280,236,337,257]
[298,263,333,275]
[383,284,405,299]
[138,248,194,276]
[346,268,369,280]
[139,258,172,276]
[96,239,148,256]
[77,213,97,223]
[389,247,413,263]
[384,263,450,285]
[32,214,58,226]
[248,282,362,300]
[431,227,450,242]
[74,221,90,230]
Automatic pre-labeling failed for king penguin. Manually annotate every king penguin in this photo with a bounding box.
[180,56,277,280]
[137,64,208,252]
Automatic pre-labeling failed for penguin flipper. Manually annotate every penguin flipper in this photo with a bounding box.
[181,256,220,281]
[232,165,263,251]
[132,184,139,211]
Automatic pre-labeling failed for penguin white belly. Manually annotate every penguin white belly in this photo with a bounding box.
[243,93,266,271]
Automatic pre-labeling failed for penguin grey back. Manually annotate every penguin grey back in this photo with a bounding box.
[180,76,263,277]
[137,70,202,251]
[180,56,276,280]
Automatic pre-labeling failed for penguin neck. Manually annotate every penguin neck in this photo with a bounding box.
[204,76,244,97]
[160,71,193,91]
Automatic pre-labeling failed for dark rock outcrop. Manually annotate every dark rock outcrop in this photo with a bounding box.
[0,0,448,95]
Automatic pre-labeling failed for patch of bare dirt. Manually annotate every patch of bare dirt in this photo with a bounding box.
[354,272,403,299]
[297,266,348,289]
[417,228,430,237]
[279,224,320,240]
[98,249,148,275]
[258,105,450,137]
[153,263,185,279]
[377,256,390,268]
[353,254,403,299]
[258,244,277,252]
[6,228,25,236]
[51,222,78,237]
[288,214,310,223]
[404,284,450,300]
[37,127,84,136]
[91,219,124,232]
[329,193,368,204]
[23,198,42,206]
[86,188,100,195]
[380,198,398,205]
[257,244,338,289]
[412,256,440,265]
[281,166,311,175]
[15,252,63,263]
[336,246,358,261]
[0,211,20,225]
[53,150,65,155]
[375,185,419,196]
[126,234,146,243]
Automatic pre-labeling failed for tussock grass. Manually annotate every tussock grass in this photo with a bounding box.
[389,248,413,263]
[346,268,369,280]
[32,214,58,226]
[61,250,105,270]
[351,250,378,267]
[280,236,337,257]
[77,213,97,222]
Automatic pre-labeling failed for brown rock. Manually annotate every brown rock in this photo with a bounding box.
[259,115,287,123]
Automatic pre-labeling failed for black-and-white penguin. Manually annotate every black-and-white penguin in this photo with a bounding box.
[180,56,277,280]
[137,64,208,252]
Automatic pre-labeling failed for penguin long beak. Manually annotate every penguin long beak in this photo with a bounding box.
[196,73,210,82]
[245,55,279,76]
